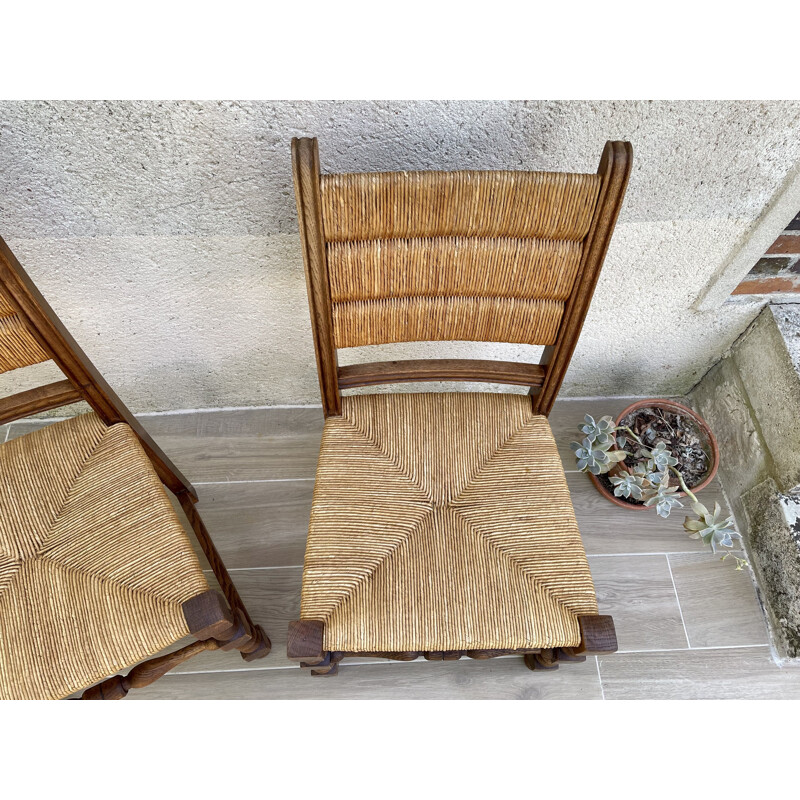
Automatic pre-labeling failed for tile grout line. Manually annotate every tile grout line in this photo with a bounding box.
[665,553,692,648]
[204,552,718,574]
[165,643,773,678]
[595,656,605,700]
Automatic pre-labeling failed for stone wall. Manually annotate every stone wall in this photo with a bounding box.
[2,101,800,411]
[690,304,800,660]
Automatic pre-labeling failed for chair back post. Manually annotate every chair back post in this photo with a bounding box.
[0,235,197,499]
[292,137,341,417]
[532,141,633,416]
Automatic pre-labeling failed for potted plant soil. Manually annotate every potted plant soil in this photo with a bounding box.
[570,399,744,566]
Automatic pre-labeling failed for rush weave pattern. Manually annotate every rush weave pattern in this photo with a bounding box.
[320,170,601,241]
[0,291,50,374]
[300,393,598,652]
[0,413,208,700]
[318,170,600,349]
[332,296,564,348]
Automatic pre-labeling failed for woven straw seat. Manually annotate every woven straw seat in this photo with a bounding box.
[301,393,597,653]
[0,413,208,700]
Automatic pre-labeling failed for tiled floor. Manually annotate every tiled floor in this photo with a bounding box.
[4,397,796,699]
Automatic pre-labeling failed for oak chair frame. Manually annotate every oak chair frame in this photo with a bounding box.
[289,137,632,675]
[0,236,271,699]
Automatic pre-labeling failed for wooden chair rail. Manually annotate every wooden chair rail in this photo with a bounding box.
[0,380,82,426]
[338,359,546,390]
[0,236,197,499]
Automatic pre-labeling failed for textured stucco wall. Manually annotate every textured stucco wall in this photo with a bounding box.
[1,100,799,412]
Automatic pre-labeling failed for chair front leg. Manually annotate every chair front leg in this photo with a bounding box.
[183,589,271,662]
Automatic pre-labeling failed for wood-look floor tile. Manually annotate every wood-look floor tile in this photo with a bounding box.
[572,473,727,555]
[169,567,302,673]
[192,480,312,569]
[598,646,800,699]
[159,568,385,673]
[130,653,603,700]
[5,419,58,441]
[668,553,769,648]
[139,407,324,482]
[588,555,688,652]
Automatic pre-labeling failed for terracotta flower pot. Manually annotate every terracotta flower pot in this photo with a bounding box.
[586,398,720,511]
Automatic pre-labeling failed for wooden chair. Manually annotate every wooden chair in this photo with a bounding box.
[0,237,270,699]
[288,138,632,675]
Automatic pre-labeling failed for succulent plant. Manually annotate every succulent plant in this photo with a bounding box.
[572,410,743,569]
[643,482,683,518]
[609,472,645,500]
[683,502,742,553]
[570,438,610,475]
[643,441,679,473]
[579,414,616,449]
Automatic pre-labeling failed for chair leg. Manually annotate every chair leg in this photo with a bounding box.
[524,649,560,671]
[177,491,271,662]
[183,589,271,661]
[288,619,338,676]
[575,614,618,654]
[81,640,221,699]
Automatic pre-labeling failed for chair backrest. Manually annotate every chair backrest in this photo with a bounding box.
[292,137,632,417]
[0,236,196,499]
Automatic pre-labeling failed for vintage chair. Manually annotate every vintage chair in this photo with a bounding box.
[0,237,270,699]
[288,138,632,675]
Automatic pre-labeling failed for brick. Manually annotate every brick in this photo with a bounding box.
[766,235,800,256]
[788,211,800,231]
[732,276,800,295]
[749,257,791,275]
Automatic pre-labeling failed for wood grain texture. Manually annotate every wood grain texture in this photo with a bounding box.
[177,491,268,657]
[0,380,81,425]
[667,553,769,647]
[81,640,221,699]
[587,555,688,651]
[338,359,545,389]
[192,480,313,568]
[140,407,324,482]
[571,474,726,555]
[292,137,341,417]
[597,646,800,700]
[182,589,235,639]
[287,619,325,662]
[576,615,618,654]
[534,142,633,416]
[128,654,604,700]
[162,567,387,673]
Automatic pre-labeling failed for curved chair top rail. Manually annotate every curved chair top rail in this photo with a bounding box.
[292,137,633,417]
[0,236,197,500]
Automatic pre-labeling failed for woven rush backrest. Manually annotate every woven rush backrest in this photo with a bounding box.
[292,138,632,418]
[0,288,51,374]
[320,170,602,348]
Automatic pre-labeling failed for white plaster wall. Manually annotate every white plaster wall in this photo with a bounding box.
[1,100,799,412]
